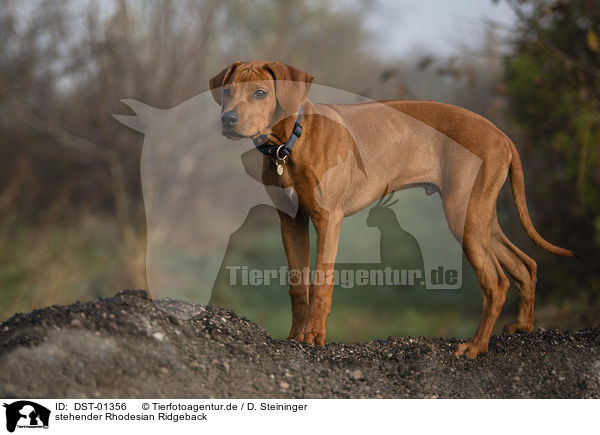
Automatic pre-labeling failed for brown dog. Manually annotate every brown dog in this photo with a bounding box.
[209,60,574,359]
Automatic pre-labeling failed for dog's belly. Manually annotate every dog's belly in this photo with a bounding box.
[333,127,443,217]
[318,102,484,217]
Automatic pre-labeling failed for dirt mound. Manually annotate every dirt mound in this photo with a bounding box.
[0,289,599,398]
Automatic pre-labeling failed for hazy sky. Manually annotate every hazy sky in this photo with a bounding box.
[364,0,517,58]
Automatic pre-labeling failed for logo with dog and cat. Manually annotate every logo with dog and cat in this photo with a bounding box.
[2,401,50,433]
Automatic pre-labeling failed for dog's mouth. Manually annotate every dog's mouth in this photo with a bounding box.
[222,128,264,141]
[222,130,246,140]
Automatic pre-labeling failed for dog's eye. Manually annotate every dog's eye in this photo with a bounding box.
[253,89,267,99]
[223,88,231,98]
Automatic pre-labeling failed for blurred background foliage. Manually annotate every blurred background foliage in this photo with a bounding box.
[0,0,597,340]
[501,0,600,328]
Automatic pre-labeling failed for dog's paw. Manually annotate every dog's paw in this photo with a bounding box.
[454,341,487,359]
[287,326,305,340]
[502,321,533,335]
[295,330,326,346]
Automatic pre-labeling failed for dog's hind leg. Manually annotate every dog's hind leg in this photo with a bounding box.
[447,162,511,359]
[455,229,510,359]
[491,217,537,334]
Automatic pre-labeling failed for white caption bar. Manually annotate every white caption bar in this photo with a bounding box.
[0,399,596,434]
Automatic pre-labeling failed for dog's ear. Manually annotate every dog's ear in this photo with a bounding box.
[264,62,313,114]
[209,61,242,105]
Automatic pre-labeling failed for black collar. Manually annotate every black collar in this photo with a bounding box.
[252,107,302,160]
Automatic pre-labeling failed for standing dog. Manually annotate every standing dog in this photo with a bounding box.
[209,60,574,359]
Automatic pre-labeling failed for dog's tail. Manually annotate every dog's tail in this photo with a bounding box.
[507,139,575,257]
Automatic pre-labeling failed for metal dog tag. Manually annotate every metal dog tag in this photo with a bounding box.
[276,163,284,176]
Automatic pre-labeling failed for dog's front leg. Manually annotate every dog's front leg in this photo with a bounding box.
[278,209,311,339]
[296,209,343,345]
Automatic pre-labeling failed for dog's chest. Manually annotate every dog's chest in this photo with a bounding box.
[262,158,295,188]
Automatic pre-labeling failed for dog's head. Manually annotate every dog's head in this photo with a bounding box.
[209,60,313,140]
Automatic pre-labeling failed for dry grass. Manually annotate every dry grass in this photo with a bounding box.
[0,214,143,320]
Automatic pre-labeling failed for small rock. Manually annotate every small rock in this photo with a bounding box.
[152,332,165,341]
[279,381,290,390]
[351,370,363,380]
[70,319,83,328]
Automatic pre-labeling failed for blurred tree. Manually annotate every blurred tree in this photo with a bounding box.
[502,0,600,325]
[0,0,394,315]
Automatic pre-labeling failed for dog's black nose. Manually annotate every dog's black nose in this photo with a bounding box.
[221,111,239,126]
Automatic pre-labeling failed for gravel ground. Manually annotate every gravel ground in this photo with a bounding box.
[0,289,599,398]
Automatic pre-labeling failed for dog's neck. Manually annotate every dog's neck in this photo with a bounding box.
[269,108,300,145]
[253,105,304,159]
